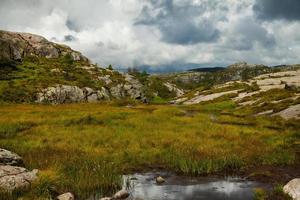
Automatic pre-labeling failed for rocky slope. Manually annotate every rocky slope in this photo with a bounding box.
[0,30,182,104]
[171,67,300,119]
[1,29,300,118]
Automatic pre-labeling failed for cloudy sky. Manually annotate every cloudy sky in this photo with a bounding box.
[1,0,300,72]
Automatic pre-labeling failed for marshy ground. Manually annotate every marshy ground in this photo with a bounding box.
[0,101,299,199]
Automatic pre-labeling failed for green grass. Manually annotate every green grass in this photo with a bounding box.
[0,102,298,199]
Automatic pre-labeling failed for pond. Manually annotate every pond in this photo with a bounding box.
[89,171,271,200]
[123,172,270,200]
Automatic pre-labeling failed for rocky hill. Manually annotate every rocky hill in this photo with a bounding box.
[171,67,300,119]
[1,30,300,119]
[0,30,182,104]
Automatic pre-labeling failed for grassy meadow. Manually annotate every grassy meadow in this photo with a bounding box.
[0,101,299,199]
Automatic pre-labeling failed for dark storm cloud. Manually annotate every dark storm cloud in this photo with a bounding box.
[66,19,81,32]
[135,0,220,45]
[254,0,300,21]
[225,18,276,51]
[64,34,77,42]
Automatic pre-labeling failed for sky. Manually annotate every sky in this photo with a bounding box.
[0,0,300,72]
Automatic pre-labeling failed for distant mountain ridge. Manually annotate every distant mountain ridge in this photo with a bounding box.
[188,67,225,72]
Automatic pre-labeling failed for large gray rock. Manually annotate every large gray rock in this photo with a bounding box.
[0,165,38,191]
[0,149,23,166]
[283,178,300,200]
[83,87,98,103]
[123,74,146,100]
[37,85,85,104]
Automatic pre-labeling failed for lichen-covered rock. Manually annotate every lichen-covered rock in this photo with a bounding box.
[0,165,38,191]
[283,178,300,200]
[0,149,23,166]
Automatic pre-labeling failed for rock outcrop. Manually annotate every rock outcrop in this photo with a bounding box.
[164,82,184,98]
[183,90,240,105]
[36,85,111,104]
[174,69,300,108]
[227,62,266,69]
[272,104,300,120]
[0,30,88,62]
[36,80,146,104]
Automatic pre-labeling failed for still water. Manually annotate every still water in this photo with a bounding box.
[122,172,270,200]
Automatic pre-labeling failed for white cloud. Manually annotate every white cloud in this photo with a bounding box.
[0,0,299,71]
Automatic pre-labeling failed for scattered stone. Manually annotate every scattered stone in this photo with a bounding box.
[113,189,130,199]
[0,148,23,166]
[57,192,75,200]
[156,176,165,184]
[0,165,38,191]
[283,178,300,200]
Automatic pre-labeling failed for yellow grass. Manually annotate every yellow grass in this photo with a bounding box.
[0,102,298,199]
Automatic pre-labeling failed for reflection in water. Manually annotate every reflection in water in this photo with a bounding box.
[121,172,269,200]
